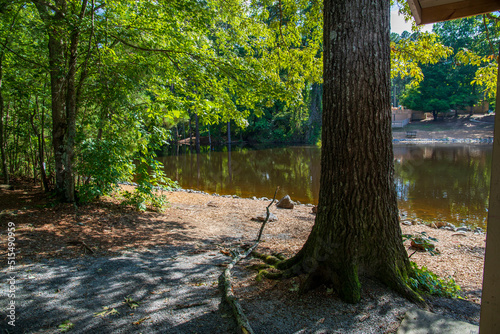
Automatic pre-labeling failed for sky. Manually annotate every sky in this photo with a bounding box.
[390,7,433,34]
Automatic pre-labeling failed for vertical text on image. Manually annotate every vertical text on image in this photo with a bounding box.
[6,221,16,327]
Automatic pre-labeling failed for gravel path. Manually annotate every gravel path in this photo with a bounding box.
[1,244,481,334]
[1,245,236,333]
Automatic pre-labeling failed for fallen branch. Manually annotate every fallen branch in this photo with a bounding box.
[67,239,95,254]
[219,187,279,334]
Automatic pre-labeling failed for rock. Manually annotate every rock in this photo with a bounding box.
[276,195,294,209]
[402,220,412,226]
[435,221,447,228]
[207,201,218,207]
[412,220,420,225]
[410,238,436,252]
[456,226,469,232]
[254,212,278,222]
[427,222,438,229]
[312,206,317,214]
[443,226,456,231]
[252,196,258,200]
[232,195,239,199]
[474,227,484,234]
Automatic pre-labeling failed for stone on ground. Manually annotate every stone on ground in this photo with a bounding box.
[276,195,294,209]
[397,308,478,334]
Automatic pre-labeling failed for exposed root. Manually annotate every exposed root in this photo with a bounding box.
[251,251,281,266]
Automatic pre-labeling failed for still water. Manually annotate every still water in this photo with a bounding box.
[159,144,492,228]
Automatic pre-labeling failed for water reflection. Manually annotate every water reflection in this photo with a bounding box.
[159,144,491,228]
[394,145,491,228]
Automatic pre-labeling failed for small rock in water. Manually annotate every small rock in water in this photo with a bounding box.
[255,212,278,222]
[276,195,294,209]
[401,220,412,226]
[252,196,258,200]
[474,227,484,234]
[456,226,469,232]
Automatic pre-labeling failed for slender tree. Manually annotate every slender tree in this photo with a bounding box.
[274,0,422,304]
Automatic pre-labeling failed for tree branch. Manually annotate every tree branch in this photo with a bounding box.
[219,187,279,334]
[0,40,46,69]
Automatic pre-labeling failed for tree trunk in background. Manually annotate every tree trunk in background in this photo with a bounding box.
[0,54,8,184]
[30,97,49,192]
[195,113,200,154]
[307,83,322,143]
[227,121,231,144]
[34,0,89,202]
[188,113,193,148]
[279,0,421,305]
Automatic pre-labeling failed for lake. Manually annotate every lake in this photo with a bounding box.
[159,144,492,228]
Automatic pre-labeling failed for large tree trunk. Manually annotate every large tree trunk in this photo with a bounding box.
[279,0,421,305]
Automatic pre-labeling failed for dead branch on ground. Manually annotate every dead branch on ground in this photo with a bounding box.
[219,187,279,334]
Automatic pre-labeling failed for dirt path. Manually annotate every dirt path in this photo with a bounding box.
[392,115,494,142]
[0,184,484,333]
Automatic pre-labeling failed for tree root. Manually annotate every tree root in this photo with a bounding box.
[249,251,429,309]
[219,187,279,334]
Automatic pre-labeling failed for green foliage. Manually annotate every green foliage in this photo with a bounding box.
[391,32,453,88]
[58,320,74,332]
[76,139,133,203]
[408,262,462,298]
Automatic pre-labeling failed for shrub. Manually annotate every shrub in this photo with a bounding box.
[76,139,133,203]
[408,262,462,298]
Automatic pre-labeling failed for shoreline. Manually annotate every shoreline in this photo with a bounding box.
[392,137,494,144]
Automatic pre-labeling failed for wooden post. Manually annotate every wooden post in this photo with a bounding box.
[479,47,500,333]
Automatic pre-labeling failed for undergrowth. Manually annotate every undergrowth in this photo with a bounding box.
[403,232,462,298]
[408,262,462,298]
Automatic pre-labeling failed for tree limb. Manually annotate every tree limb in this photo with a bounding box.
[219,187,279,334]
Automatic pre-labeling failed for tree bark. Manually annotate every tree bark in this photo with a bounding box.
[279,0,421,305]
[307,83,322,143]
[0,53,8,184]
[195,113,201,154]
[30,97,49,192]
[34,0,89,202]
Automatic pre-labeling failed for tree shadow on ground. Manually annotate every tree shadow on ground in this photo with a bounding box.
[0,242,241,333]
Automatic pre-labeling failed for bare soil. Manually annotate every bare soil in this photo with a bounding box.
[392,114,494,140]
[0,181,485,333]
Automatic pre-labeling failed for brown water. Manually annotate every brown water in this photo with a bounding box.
[159,144,492,228]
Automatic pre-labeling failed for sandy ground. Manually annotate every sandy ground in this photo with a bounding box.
[0,185,484,333]
[392,115,494,141]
